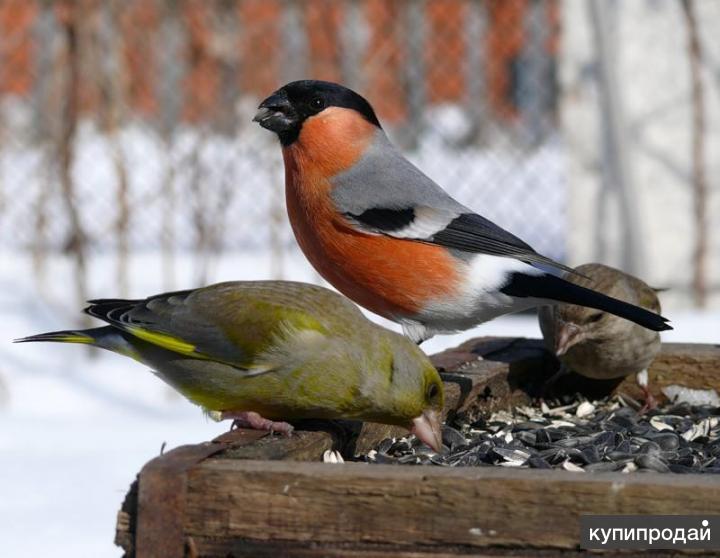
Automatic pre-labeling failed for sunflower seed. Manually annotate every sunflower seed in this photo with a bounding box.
[368,394,719,475]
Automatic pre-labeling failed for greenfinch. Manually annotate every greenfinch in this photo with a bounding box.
[16,281,444,450]
[538,263,662,408]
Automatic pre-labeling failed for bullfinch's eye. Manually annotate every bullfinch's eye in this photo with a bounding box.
[310,97,325,110]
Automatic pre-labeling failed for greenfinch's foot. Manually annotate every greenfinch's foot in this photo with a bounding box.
[221,410,294,436]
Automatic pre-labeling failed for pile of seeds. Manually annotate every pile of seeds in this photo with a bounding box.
[367,397,720,473]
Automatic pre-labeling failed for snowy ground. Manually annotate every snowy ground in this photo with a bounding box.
[1,250,718,557]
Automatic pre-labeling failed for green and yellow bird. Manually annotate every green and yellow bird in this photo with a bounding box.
[15,281,444,450]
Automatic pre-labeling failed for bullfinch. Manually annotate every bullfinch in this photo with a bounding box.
[15,281,444,451]
[254,80,671,343]
[538,263,662,409]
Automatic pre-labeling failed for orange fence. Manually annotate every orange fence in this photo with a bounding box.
[0,0,559,125]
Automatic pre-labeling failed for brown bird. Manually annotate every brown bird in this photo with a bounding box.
[538,263,663,409]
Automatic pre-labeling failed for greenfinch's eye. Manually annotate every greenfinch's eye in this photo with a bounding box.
[426,383,439,402]
[311,97,325,110]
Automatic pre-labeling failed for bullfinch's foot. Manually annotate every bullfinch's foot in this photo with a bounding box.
[221,411,294,436]
[636,370,658,414]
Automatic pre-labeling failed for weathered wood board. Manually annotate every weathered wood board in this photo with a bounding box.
[115,339,720,557]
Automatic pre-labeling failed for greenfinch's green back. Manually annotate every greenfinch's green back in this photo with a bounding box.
[16,281,443,450]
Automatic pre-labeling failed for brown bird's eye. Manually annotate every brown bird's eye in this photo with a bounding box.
[587,312,604,323]
[311,97,325,110]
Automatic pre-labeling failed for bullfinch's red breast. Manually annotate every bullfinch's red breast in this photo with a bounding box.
[255,80,671,343]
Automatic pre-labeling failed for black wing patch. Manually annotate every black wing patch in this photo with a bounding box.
[432,213,534,254]
[346,207,415,232]
[431,213,577,273]
[345,207,577,275]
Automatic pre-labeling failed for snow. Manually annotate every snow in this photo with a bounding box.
[1,249,718,557]
[0,110,568,260]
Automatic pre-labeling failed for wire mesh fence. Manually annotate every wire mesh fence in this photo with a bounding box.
[0,0,715,307]
[0,0,564,266]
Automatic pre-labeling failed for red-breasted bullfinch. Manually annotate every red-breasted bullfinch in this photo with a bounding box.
[254,80,671,343]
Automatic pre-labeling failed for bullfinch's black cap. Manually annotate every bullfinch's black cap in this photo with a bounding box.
[254,80,381,145]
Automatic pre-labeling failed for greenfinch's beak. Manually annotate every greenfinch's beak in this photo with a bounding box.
[411,409,443,452]
[555,322,582,356]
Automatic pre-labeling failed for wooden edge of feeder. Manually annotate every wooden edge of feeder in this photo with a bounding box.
[114,429,264,557]
[182,460,720,555]
[431,337,720,420]
[116,427,347,557]
[115,338,720,556]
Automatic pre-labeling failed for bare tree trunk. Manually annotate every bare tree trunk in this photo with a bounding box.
[187,130,211,286]
[465,0,488,146]
[100,0,131,296]
[57,2,89,317]
[588,0,643,275]
[402,0,426,150]
[341,0,365,90]
[681,0,708,308]
[520,0,551,148]
[31,2,58,286]
[157,0,185,291]
[281,0,308,82]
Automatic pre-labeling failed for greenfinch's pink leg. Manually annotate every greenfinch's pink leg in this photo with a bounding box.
[221,411,294,436]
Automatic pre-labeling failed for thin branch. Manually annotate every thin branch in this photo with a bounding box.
[105,0,130,296]
[681,0,708,308]
[56,1,89,317]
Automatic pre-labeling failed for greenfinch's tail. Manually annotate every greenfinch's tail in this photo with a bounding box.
[15,326,143,361]
[14,325,133,350]
[14,328,99,345]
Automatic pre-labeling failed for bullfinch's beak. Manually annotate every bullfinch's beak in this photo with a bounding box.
[555,322,582,356]
[411,409,443,453]
[254,91,296,133]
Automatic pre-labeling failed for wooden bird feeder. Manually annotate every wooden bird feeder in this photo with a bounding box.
[115,338,720,557]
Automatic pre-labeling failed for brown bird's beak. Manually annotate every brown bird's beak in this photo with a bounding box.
[555,323,582,356]
[411,409,443,453]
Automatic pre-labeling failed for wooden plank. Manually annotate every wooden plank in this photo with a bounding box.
[219,430,339,462]
[185,460,720,554]
[435,338,720,411]
[188,538,615,557]
[134,429,268,557]
[121,427,344,556]
[620,342,720,401]
[432,337,550,424]
[352,422,408,457]
[114,477,138,556]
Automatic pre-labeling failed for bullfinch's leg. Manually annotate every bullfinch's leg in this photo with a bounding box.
[636,370,657,414]
[221,410,294,435]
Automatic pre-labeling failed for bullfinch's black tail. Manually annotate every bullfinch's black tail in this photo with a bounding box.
[501,273,672,332]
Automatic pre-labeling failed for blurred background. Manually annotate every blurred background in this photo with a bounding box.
[0,1,717,556]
